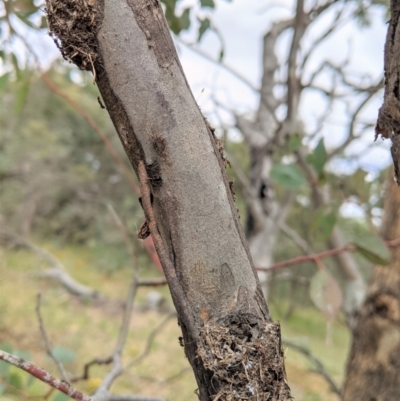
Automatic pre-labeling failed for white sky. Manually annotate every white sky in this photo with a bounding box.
[4,0,392,175]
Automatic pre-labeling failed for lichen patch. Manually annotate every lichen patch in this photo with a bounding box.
[45,0,99,72]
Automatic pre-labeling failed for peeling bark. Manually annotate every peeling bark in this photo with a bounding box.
[343,170,400,400]
[45,1,291,399]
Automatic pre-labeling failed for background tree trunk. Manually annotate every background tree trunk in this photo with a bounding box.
[342,169,400,401]
[45,0,291,399]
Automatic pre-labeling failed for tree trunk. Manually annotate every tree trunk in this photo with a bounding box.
[45,1,291,399]
[342,170,400,400]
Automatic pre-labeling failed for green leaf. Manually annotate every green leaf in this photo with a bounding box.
[311,207,337,241]
[352,232,390,266]
[179,8,191,31]
[306,138,327,177]
[200,0,215,8]
[198,18,211,42]
[40,16,48,29]
[309,270,342,321]
[8,372,24,390]
[288,134,302,152]
[270,163,307,190]
[52,347,76,364]
[354,243,390,265]
[52,393,71,401]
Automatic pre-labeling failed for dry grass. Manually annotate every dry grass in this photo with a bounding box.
[0,242,349,400]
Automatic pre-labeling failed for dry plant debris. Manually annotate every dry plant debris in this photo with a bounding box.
[45,0,98,72]
[198,314,291,401]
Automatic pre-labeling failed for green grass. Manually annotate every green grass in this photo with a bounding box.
[0,241,350,400]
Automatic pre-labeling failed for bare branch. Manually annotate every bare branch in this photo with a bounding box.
[126,312,176,370]
[137,278,167,287]
[71,357,113,383]
[0,232,99,299]
[328,80,384,159]
[283,339,341,396]
[36,293,70,383]
[174,36,258,92]
[0,350,93,401]
[95,275,138,398]
[279,222,314,254]
[257,237,400,271]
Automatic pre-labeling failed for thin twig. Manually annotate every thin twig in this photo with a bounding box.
[0,350,93,401]
[95,274,138,397]
[126,312,176,370]
[137,278,167,287]
[258,237,400,271]
[71,357,113,383]
[36,293,70,383]
[283,339,341,396]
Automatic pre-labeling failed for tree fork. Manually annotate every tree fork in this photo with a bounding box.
[45,1,291,399]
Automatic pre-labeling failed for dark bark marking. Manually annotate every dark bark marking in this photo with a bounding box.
[152,133,167,158]
[127,0,177,68]
[146,160,162,188]
[391,135,400,184]
[137,219,150,239]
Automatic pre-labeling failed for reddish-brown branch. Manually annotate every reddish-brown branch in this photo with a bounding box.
[258,238,400,271]
[0,350,93,401]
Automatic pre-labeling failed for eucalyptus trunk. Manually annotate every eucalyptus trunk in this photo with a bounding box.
[342,170,400,400]
[45,1,291,400]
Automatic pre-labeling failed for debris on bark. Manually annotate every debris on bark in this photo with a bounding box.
[197,313,291,401]
[45,0,99,72]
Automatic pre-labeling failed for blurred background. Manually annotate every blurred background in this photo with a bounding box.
[0,0,394,400]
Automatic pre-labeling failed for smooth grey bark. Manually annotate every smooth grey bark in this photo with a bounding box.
[45,0,291,400]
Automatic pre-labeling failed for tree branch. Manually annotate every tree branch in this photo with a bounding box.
[36,293,70,383]
[283,339,341,396]
[0,350,93,401]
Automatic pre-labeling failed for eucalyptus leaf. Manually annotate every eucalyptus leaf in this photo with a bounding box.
[180,8,191,31]
[354,243,390,265]
[288,134,302,152]
[198,18,211,42]
[270,163,307,190]
[51,347,76,364]
[201,0,215,7]
[306,138,327,177]
[353,232,390,266]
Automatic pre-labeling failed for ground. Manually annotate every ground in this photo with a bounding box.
[0,241,350,401]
